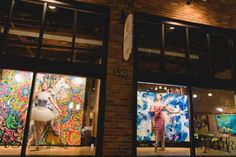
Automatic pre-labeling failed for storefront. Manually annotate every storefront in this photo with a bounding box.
[134,13,236,156]
[0,0,109,156]
[1,0,236,157]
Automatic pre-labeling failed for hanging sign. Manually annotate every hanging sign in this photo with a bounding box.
[123,13,133,61]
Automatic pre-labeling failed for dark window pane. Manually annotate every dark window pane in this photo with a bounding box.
[136,22,162,73]
[189,29,209,76]
[6,1,43,57]
[211,34,232,80]
[0,0,11,52]
[41,6,74,61]
[74,11,105,64]
[165,25,186,73]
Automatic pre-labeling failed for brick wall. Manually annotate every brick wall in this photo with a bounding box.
[75,0,236,156]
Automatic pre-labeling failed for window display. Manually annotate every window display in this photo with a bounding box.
[137,82,190,156]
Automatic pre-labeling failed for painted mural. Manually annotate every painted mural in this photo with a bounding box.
[33,73,86,146]
[137,87,190,142]
[0,69,33,147]
[215,114,236,135]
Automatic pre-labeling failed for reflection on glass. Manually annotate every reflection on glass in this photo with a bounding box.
[74,11,104,64]
[0,0,11,50]
[0,69,33,156]
[137,22,162,72]
[26,72,99,156]
[189,29,209,76]
[6,1,42,57]
[41,6,74,61]
[136,82,190,156]
[211,35,232,80]
[165,26,186,73]
[192,87,236,156]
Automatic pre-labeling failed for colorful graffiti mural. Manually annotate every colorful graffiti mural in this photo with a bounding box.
[0,69,33,147]
[33,73,86,146]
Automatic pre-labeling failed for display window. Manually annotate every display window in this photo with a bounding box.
[192,87,236,156]
[0,69,102,156]
[136,82,190,156]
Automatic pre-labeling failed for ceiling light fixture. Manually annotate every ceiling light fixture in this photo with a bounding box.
[169,26,175,30]
[193,94,198,98]
[48,5,56,10]
[216,107,223,113]
[208,93,213,97]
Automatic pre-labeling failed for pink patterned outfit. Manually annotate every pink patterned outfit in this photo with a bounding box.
[153,103,165,137]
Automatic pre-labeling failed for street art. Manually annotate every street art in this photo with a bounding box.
[0,69,86,147]
[0,69,33,147]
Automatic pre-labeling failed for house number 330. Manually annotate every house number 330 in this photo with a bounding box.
[113,68,128,78]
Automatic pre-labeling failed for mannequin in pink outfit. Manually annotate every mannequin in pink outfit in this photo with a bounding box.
[150,93,180,152]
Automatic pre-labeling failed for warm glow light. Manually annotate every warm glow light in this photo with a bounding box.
[169,26,175,30]
[193,94,198,98]
[164,87,167,90]
[155,87,158,90]
[208,93,213,96]
[216,107,223,113]
[48,5,56,10]
[159,86,162,89]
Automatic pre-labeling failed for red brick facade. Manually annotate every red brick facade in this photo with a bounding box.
[76,0,236,156]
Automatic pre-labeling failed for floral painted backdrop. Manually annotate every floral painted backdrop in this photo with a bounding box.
[137,90,190,142]
[34,73,86,145]
[0,69,33,146]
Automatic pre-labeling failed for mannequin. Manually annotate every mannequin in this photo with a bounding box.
[150,93,180,152]
[28,82,61,151]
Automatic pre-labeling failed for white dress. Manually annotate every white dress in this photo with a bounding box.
[31,91,58,122]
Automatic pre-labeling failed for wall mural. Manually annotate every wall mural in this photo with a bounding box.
[137,87,190,142]
[215,114,236,135]
[33,73,86,146]
[0,69,33,147]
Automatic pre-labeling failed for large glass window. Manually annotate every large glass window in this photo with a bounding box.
[25,72,100,156]
[41,6,74,61]
[6,1,43,57]
[192,87,236,156]
[164,25,186,73]
[0,69,33,156]
[136,82,190,156]
[211,34,232,80]
[136,22,162,73]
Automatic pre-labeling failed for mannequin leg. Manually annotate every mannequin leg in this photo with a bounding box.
[160,134,165,151]
[35,121,43,151]
[154,130,161,152]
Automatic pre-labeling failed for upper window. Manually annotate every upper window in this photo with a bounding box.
[211,34,232,80]
[6,1,43,57]
[1,1,107,65]
[135,15,235,81]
